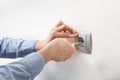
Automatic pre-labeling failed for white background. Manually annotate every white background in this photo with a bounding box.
[0,0,120,80]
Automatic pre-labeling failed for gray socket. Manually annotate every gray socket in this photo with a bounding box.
[75,31,92,54]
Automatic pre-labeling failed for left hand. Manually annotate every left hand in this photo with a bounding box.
[35,21,78,51]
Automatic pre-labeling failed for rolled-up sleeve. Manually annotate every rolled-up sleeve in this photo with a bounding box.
[0,52,45,80]
[0,37,37,58]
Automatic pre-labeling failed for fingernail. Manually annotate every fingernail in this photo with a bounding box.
[74,33,79,37]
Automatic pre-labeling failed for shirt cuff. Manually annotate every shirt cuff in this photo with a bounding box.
[20,52,45,79]
[17,40,38,57]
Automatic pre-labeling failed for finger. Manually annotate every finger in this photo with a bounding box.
[56,24,74,34]
[54,32,78,38]
[54,21,64,27]
[63,31,78,38]
[69,33,78,38]
[72,43,79,53]
[73,30,78,33]
[65,30,79,38]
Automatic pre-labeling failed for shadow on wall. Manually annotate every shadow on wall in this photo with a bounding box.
[35,51,100,80]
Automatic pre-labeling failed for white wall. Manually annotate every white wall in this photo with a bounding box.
[0,0,120,80]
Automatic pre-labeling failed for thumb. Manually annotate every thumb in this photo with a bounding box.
[72,43,79,53]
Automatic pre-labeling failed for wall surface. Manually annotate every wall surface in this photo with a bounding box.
[0,0,120,80]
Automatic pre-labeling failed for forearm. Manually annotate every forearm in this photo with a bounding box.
[0,52,44,80]
[0,37,37,58]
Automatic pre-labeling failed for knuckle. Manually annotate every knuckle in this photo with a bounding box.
[51,31,56,34]
[62,24,66,28]
[51,31,56,38]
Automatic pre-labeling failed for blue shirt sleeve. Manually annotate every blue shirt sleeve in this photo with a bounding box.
[0,52,45,80]
[0,37,37,58]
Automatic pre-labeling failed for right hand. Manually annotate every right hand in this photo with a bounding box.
[37,38,77,64]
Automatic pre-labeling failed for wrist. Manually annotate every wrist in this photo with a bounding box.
[35,40,48,51]
[37,48,51,64]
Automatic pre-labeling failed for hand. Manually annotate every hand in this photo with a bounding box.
[47,21,78,41]
[37,38,77,63]
[35,21,78,51]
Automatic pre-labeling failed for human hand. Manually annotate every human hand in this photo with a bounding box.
[47,21,78,41]
[35,21,78,51]
[37,38,77,64]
